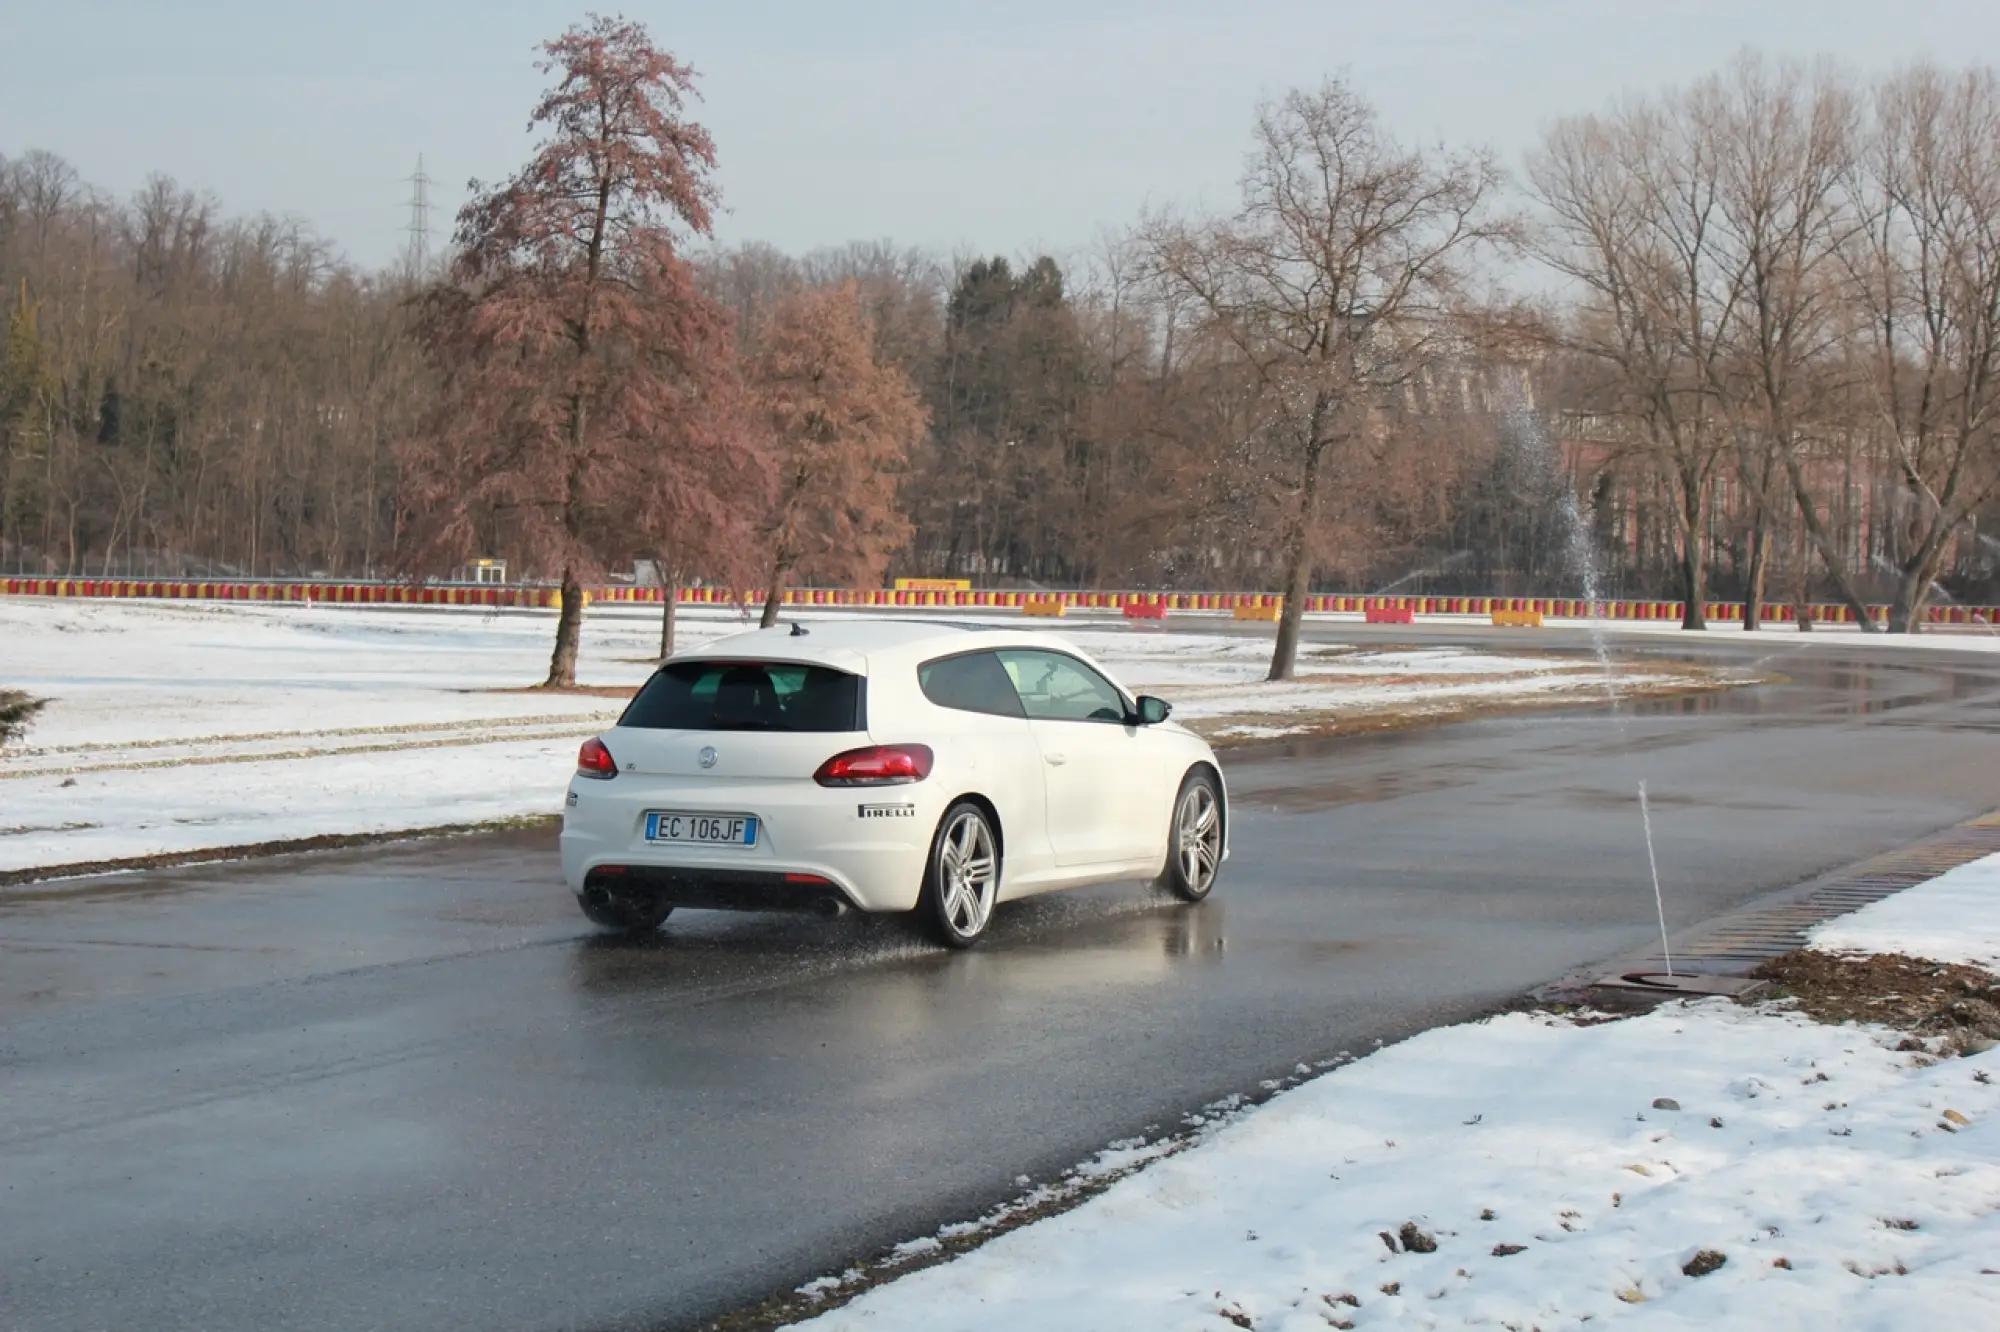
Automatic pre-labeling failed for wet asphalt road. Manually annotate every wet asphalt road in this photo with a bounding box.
[3,626,1999,1332]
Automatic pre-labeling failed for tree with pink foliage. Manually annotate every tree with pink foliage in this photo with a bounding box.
[753,282,927,628]
[401,14,753,687]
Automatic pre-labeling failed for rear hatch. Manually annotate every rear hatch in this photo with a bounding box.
[604,657,867,781]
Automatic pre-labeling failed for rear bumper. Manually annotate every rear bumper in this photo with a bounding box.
[580,866,857,917]
[560,778,937,913]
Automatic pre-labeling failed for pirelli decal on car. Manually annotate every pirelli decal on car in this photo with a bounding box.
[857,802,918,820]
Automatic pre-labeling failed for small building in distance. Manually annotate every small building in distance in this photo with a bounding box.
[457,558,508,585]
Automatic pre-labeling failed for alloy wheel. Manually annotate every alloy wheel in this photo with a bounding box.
[1175,783,1221,894]
[937,810,998,939]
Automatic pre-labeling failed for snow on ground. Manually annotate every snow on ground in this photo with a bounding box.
[788,858,2000,1332]
[3,599,1708,874]
[0,598,734,872]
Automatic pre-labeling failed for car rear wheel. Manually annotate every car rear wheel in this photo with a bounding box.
[577,888,674,935]
[1160,769,1223,902]
[919,802,1000,948]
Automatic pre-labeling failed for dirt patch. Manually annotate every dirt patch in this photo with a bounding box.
[1749,950,2000,1056]
[0,820,99,838]
[6,717,616,780]
[0,815,560,891]
[1682,1249,1729,1278]
[481,684,639,699]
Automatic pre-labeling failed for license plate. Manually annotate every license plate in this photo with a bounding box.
[645,811,758,846]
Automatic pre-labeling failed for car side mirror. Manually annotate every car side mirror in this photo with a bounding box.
[1135,695,1172,725]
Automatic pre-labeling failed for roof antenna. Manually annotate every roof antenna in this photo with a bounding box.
[789,621,809,637]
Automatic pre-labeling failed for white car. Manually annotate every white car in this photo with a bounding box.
[560,619,1227,947]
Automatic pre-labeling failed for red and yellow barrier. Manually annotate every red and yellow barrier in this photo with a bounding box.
[4,576,1995,630]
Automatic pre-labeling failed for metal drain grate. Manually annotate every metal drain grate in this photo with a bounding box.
[1545,811,2000,999]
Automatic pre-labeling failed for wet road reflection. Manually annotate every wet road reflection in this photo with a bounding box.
[564,893,1229,1005]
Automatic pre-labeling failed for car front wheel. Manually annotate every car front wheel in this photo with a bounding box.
[920,801,1001,948]
[1160,769,1223,902]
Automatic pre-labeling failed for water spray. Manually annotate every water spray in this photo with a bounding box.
[1638,781,1672,976]
[1504,390,1663,964]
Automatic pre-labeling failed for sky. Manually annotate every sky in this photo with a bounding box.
[4,1,1999,272]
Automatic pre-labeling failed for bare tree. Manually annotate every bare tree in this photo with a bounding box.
[1148,79,1510,679]
[1704,56,1867,629]
[1847,63,2000,631]
[1531,95,1750,630]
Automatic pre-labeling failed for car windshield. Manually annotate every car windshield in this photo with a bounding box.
[620,660,863,732]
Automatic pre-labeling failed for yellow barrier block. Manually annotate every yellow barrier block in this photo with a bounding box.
[1021,599,1067,618]
[1491,609,1544,627]
[1232,603,1282,621]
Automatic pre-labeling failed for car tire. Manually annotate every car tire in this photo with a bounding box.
[919,801,1001,948]
[1159,768,1224,902]
[577,889,674,934]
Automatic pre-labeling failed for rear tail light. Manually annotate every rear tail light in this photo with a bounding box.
[813,743,934,786]
[577,737,618,779]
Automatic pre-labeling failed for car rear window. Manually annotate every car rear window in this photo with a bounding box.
[620,660,864,732]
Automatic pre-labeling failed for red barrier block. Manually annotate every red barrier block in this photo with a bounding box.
[1122,600,1169,619]
[1364,607,1416,624]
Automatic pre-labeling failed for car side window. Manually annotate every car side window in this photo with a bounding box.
[917,651,1027,719]
[996,650,1129,724]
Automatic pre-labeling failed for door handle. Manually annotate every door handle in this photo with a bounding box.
[1045,752,1068,766]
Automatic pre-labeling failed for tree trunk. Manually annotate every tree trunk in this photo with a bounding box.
[759,567,785,629]
[551,378,592,682]
[1888,579,1923,634]
[1792,539,1814,631]
[1781,445,1878,631]
[544,566,583,688]
[1267,443,1326,683]
[1889,525,1959,633]
[1742,525,1770,631]
[1675,480,1708,631]
[1889,555,1939,634]
[1739,440,1783,633]
[658,575,679,659]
